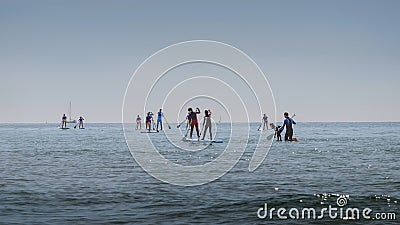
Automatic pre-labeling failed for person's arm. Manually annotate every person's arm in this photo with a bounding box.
[279,119,287,132]
[195,108,201,114]
[291,118,296,125]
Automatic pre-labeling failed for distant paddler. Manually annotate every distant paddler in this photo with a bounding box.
[78,116,84,129]
[262,113,269,130]
[156,109,171,131]
[145,112,154,132]
[61,113,67,128]
[136,115,142,129]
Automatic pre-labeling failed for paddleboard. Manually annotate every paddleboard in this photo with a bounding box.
[184,138,223,143]
[274,138,298,142]
[79,128,85,129]
[59,127,70,130]
[140,131,159,133]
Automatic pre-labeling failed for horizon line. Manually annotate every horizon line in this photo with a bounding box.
[1,121,399,124]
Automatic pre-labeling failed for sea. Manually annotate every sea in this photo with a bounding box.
[0,122,399,224]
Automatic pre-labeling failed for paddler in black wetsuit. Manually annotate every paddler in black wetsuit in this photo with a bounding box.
[279,112,296,141]
[188,107,201,140]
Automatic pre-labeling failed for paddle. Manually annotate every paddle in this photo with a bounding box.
[177,118,186,128]
[162,115,172,129]
[181,127,191,140]
[74,122,79,129]
[257,119,263,131]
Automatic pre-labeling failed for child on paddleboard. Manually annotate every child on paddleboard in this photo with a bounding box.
[274,125,282,141]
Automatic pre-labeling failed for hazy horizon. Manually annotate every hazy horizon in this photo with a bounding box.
[1,1,399,123]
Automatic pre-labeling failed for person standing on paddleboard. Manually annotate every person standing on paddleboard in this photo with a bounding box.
[262,113,269,130]
[201,109,213,140]
[145,112,153,132]
[136,115,141,129]
[61,114,67,128]
[78,116,84,129]
[188,107,201,140]
[156,109,163,131]
[279,112,296,141]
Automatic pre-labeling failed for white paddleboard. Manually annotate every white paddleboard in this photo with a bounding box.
[183,138,223,143]
[140,131,159,133]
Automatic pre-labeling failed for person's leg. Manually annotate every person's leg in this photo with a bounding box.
[287,129,293,141]
[190,122,195,139]
[160,121,163,130]
[202,124,208,139]
[195,122,200,138]
[209,125,212,140]
[201,124,206,140]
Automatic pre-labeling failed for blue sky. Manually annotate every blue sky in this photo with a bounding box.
[1,0,399,122]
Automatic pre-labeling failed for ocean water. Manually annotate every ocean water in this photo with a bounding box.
[0,123,399,224]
